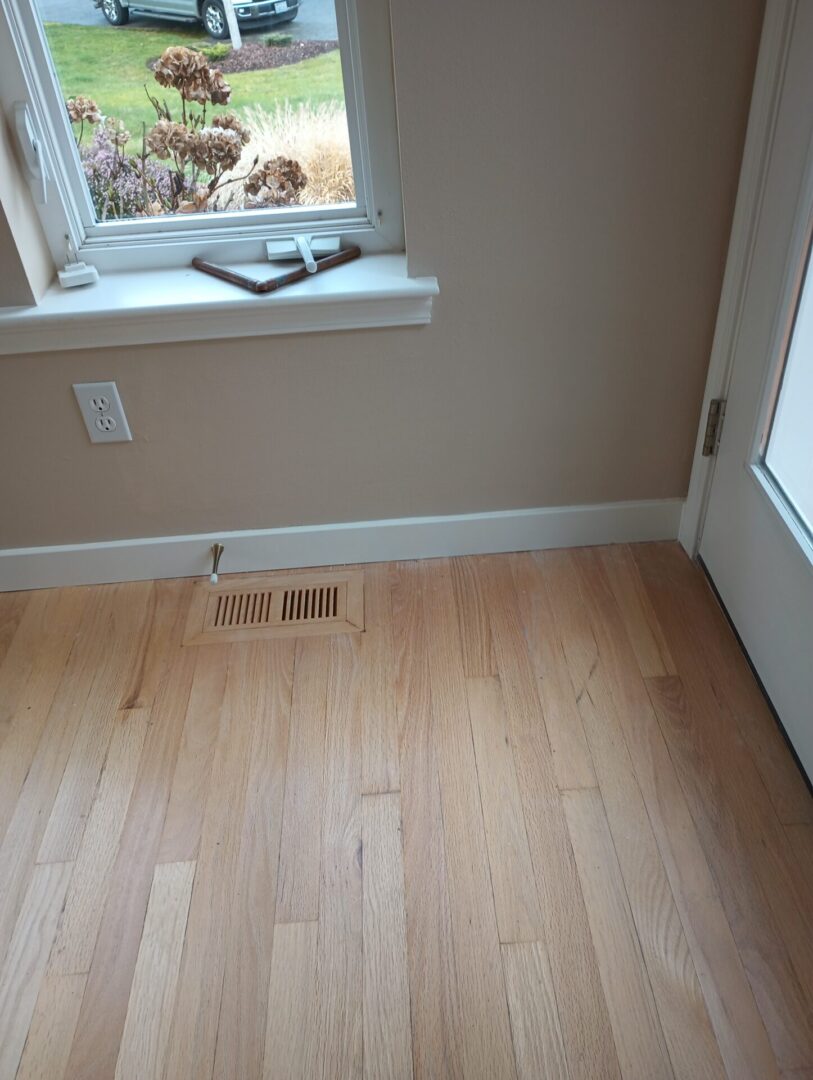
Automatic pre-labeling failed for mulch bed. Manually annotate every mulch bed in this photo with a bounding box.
[141,39,337,76]
[217,38,337,73]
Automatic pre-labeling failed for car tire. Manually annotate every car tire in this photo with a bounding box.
[201,0,230,39]
[100,0,130,25]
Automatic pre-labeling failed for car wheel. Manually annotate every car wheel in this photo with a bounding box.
[101,0,130,25]
[201,0,229,39]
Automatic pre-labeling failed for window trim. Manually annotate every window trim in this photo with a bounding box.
[0,253,439,354]
[0,0,404,275]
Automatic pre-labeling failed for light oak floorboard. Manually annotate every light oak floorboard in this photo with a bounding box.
[48,708,151,976]
[0,592,71,755]
[510,552,597,790]
[646,672,813,1071]
[362,792,413,1080]
[0,592,28,675]
[637,545,813,1071]
[275,636,330,924]
[0,592,44,753]
[391,562,465,1080]
[0,861,72,1080]
[420,559,517,1080]
[0,588,88,845]
[213,641,294,1080]
[120,580,191,712]
[476,555,620,1080]
[575,544,777,1080]
[64,584,196,1080]
[632,544,811,826]
[0,589,111,973]
[501,941,568,1080]
[601,544,677,677]
[562,787,673,1080]
[785,824,813,898]
[114,860,196,1080]
[37,582,154,863]
[157,645,229,864]
[466,675,542,944]
[639,547,813,949]
[262,922,318,1080]
[161,644,260,1080]
[451,555,496,678]
[360,563,400,795]
[16,972,86,1080]
[543,548,726,1080]
[309,634,363,1080]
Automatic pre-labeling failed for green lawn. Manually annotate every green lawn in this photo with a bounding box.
[44,22,343,146]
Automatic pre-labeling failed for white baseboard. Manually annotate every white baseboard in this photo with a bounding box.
[0,498,684,592]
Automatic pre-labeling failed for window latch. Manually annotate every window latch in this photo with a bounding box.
[267,235,342,274]
[13,101,50,205]
[58,235,99,289]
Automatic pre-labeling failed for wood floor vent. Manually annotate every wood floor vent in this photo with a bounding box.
[184,570,364,645]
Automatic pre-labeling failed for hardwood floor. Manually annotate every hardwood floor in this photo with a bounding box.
[0,542,811,1080]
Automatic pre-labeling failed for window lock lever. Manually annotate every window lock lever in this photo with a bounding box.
[266,235,342,273]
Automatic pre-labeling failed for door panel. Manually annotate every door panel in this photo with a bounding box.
[700,1,813,779]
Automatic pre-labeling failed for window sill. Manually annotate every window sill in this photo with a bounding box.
[0,254,438,356]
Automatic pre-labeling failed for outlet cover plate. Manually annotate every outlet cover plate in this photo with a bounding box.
[73,381,133,443]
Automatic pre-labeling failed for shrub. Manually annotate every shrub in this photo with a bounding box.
[222,102,354,208]
[200,43,231,62]
[264,32,293,47]
[81,120,182,219]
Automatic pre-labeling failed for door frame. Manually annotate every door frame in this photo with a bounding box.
[679,0,798,556]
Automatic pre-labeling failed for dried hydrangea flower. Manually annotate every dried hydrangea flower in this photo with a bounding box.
[153,46,209,92]
[152,46,231,105]
[178,185,210,213]
[206,70,231,106]
[211,113,250,146]
[103,117,131,148]
[244,156,307,206]
[145,119,196,161]
[66,96,102,125]
[180,73,211,105]
[191,127,244,173]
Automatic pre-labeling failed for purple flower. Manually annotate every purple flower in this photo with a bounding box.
[80,124,190,220]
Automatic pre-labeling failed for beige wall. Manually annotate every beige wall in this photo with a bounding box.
[0,0,763,548]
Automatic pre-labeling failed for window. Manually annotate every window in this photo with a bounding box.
[764,238,813,538]
[0,0,403,275]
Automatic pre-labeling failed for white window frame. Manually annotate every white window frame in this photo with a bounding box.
[0,0,404,275]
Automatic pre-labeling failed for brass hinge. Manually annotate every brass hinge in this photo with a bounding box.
[702,398,726,457]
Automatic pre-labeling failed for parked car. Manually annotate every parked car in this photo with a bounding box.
[100,0,298,40]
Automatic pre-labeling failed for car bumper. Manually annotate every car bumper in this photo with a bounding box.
[233,0,297,22]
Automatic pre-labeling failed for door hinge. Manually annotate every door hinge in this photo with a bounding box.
[702,398,726,457]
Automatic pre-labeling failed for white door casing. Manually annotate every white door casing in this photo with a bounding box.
[684,0,813,779]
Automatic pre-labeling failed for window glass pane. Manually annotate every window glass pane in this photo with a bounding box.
[765,244,813,535]
[32,0,355,220]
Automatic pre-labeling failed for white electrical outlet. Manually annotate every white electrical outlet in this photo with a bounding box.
[73,381,132,443]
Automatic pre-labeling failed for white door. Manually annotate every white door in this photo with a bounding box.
[699,1,813,779]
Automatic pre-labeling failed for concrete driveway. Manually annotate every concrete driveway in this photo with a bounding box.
[35,0,337,40]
